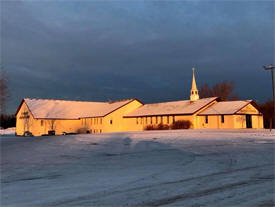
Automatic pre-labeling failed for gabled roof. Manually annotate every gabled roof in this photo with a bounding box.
[124,97,218,117]
[198,100,257,115]
[16,98,141,119]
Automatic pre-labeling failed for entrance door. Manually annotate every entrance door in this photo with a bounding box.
[246,115,252,128]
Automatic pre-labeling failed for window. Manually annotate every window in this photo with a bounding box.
[145,117,147,124]
[41,120,44,126]
[110,119,113,125]
[160,116,163,124]
[156,116,158,124]
[221,115,225,123]
[205,115,208,124]
[167,116,169,124]
[150,117,152,124]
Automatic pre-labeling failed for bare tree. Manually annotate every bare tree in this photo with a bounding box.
[199,84,212,99]
[22,110,30,132]
[0,68,9,114]
[259,100,274,129]
[199,81,239,101]
[49,119,56,130]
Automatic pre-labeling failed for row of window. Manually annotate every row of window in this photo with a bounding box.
[205,115,225,124]
[136,116,176,125]
[41,116,226,127]
[82,118,103,125]
[40,119,104,127]
[91,129,102,133]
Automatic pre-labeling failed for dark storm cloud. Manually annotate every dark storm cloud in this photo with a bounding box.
[1,1,274,113]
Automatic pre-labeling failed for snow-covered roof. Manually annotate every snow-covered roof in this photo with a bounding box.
[198,100,253,115]
[21,98,138,119]
[124,97,218,117]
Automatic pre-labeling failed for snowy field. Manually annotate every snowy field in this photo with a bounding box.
[0,127,15,136]
[1,129,275,207]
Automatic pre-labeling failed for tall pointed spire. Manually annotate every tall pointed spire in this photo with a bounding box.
[190,67,199,101]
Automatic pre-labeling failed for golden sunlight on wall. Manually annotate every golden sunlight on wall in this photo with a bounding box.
[16,102,83,136]
[16,100,263,137]
[197,103,263,129]
[76,99,143,133]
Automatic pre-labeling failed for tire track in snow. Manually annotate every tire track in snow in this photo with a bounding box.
[2,174,62,184]
[109,163,272,195]
[45,164,273,207]
[137,175,275,207]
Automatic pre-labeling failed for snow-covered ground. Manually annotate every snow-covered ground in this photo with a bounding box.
[0,127,15,136]
[1,129,274,207]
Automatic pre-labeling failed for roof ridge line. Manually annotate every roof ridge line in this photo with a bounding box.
[24,98,135,104]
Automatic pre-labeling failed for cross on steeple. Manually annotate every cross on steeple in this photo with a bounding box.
[190,67,199,101]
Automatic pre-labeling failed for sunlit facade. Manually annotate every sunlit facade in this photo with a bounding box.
[15,69,263,136]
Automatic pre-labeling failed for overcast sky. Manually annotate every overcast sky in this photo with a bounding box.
[1,0,274,113]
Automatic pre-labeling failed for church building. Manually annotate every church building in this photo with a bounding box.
[15,69,263,136]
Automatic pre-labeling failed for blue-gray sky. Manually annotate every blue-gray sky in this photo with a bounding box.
[1,0,274,113]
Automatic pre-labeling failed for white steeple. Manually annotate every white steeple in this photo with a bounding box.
[190,67,199,101]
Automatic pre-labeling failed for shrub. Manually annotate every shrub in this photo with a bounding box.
[171,120,192,129]
[156,123,170,130]
[77,128,89,134]
[144,125,156,130]
[144,124,170,130]
[145,120,192,130]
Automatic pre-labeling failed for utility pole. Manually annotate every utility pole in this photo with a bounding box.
[263,64,275,131]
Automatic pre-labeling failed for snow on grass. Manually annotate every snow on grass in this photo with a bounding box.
[0,127,15,136]
[1,129,274,207]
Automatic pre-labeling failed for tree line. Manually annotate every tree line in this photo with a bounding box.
[0,69,15,129]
